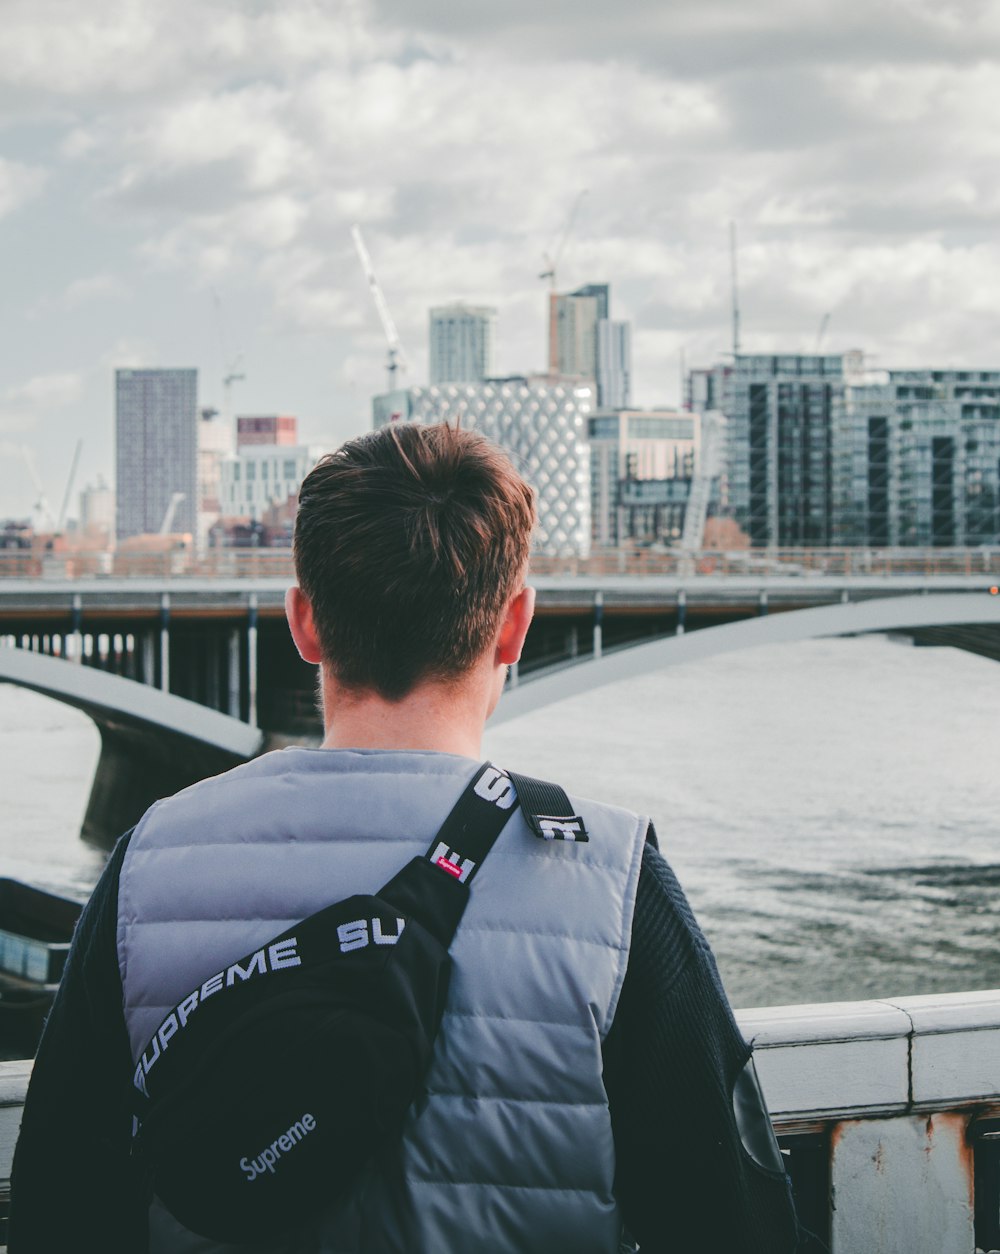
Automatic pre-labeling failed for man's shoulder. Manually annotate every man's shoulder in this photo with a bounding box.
[127,748,485,850]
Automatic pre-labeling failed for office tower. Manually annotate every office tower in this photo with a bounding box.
[588,409,697,546]
[555,284,631,409]
[847,370,1000,547]
[555,289,600,378]
[115,368,198,540]
[596,320,632,409]
[692,354,854,547]
[236,415,298,447]
[372,379,593,556]
[429,305,496,384]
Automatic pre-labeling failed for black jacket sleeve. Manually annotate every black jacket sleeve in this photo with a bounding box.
[603,834,799,1253]
[8,830,147,1254]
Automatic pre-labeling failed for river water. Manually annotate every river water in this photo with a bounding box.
[3,635,999,1010]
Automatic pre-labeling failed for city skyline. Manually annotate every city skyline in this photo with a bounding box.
[4,0,1000,518]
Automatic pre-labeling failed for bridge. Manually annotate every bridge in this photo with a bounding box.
[495,591,1000,723]
[0,648,262,849]
[2,583,999,846]
[2,572,999,738]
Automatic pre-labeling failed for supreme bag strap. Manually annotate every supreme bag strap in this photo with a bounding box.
[423,762,520,886]
[508,771,589,843]
[382,763,585,946]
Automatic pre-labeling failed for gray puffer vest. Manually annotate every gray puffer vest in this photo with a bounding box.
[117,748,648,1253]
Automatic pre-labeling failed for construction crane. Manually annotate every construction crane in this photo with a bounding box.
[159,492,186,535]
[540,189,588,375]
[816,312,831,352]
[212,290,246,425]
[20,445,57,533]
[223,352,246,423]
[351,225,408,393]
[56,438,83,532]
[729,221,741,358]
[680,411,726,553]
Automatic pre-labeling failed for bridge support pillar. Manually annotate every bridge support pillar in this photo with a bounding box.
[567,626,578,659]
[593,591,603,659]
[82,723,256,850]
[759,589,768,617]
[247,593,259,727]
[227,629,241,718]
[71,593,82,664]
[159,593,170,692]
[141,631,155,687]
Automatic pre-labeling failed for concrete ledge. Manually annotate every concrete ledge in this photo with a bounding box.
[737,988,1000,1124]
[738,1000,913,1120]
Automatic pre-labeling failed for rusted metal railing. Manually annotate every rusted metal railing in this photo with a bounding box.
[1,546,999,582]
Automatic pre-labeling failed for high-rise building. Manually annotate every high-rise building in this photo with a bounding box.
[372,379,593,556]
[554,285,631,409]
[555,289,600,379]
[115,368,198,540]
[690,354,856,547]
[429,304,496,384]
[688,353,1000,548]
[596,320,632,409]
[847,369,1000,547]
[589,409,697,546]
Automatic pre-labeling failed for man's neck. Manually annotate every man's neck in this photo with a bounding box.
[318,665,498,760]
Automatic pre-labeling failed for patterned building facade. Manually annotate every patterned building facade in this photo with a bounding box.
[373,379,593,556]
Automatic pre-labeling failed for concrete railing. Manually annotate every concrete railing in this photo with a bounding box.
[740,989,1000,1252]
[3,990,1000,1249]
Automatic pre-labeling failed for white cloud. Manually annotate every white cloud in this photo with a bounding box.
[28,274,126,320]
[6,0,1000,503]
[0,157,47,220]
[5,372,84,409]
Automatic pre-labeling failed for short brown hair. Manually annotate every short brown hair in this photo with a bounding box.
[293,422,536,700]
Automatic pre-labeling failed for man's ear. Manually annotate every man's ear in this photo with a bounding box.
[496,586,535,666]
[285,586,323,665]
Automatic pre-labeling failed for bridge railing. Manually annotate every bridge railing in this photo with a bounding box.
[2,546,1000,582]
[0,988,998,1249]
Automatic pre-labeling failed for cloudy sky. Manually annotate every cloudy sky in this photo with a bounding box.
[3,0,1000,521]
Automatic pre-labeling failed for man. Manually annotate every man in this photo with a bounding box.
[10,422,797,1252]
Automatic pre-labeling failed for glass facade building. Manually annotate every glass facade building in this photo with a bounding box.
[689,356,1000,547]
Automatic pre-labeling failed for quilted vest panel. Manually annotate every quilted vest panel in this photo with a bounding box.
[117,748,647,1254]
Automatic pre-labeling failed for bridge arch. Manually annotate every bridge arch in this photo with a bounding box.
[494,592,1000,725]
[0,649,263,848]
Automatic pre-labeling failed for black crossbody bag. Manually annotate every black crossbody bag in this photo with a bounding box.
[130,763,587,1244]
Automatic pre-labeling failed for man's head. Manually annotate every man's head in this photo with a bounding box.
[291,422,537,702]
